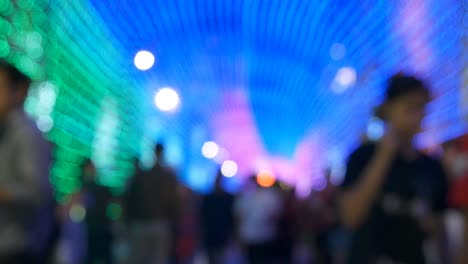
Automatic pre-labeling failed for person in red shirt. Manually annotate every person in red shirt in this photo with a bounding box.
[443,136,468,264]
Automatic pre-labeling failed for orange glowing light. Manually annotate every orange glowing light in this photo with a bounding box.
[257,170,276,188]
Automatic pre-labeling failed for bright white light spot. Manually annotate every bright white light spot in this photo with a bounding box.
[221,160,238,177]
[69,204,86,223]
[38,82,56,106]
[202,141,219,159]
[330,43,346,60]
[336,67,356,86]
[134,50,155,71]
[36,115,53,132]
[332,67,357,94]
[154,88,180,112]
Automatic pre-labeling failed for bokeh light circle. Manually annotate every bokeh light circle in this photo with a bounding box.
[221,160,238,177]
[202,141,219,159]
[330,43,346,60]
[37,115,54,132]
[256,169,276,187]
[69,204,86,223]
[134,50,155,70]
[336,67,356,86]
[154,87,180,112]
[332,67,357,94]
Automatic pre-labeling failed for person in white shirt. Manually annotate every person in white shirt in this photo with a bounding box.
[234,176,283,264]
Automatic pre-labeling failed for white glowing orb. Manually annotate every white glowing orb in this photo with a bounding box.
[37,115,54,132]
[332,67,357,94]
[202,141,219,159]
[221,160,238,177]
[38,82,57,110]
[154,87,180,112]
[134,50,155,70]
[336,67,356,86]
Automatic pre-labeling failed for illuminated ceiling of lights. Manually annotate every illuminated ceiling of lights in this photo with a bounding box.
[1,0,466,195]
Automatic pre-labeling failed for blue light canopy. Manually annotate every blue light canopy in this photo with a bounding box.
[18,0,466,193]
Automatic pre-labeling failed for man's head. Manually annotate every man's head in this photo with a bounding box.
[376,74,430,140]
[0,60,31,119]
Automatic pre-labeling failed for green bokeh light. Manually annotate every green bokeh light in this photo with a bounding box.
[16,0,35,10]
[69,204,86,223]
[106,202,123,221]
[0,37,10,58]
[0,17,13,36]
[12,10,30,30]
[0,0,14,16]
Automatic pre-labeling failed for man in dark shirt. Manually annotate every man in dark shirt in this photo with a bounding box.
[125,143,180,264]
[82,159,113,264]
[200,170,235,264]
[339,74,448,264]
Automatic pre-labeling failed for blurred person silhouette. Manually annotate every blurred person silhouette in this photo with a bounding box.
[82,159,114,264]
[273,182,296,264]
[28,152,57,264]
[339,74,449,264]
[15,66,57,264]
[234,175,283,264]
[58,188,87,264]
[176,184,199,264]
[310,169,346,263]
[442,138,468,264]
[0,60,50,264]
[125,143,180,264]
[200,169,235,264]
